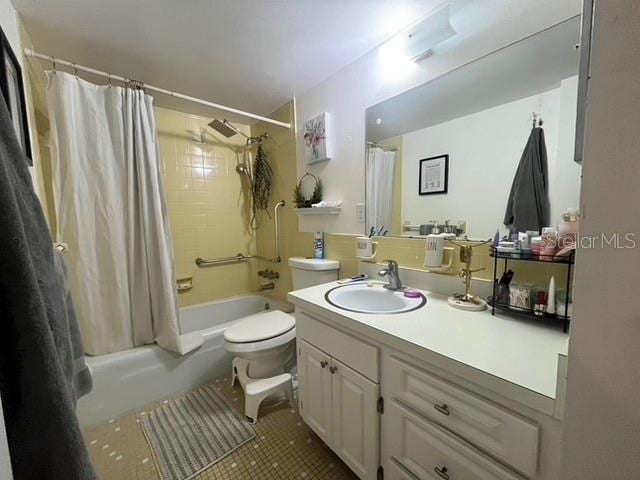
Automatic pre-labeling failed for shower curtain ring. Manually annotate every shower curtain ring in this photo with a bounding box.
[72,62,78,76]
[107,73,112,87]
[50,56,56,73]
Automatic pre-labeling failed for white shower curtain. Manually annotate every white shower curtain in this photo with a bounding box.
[366,146,397,231]
[46,72,200,356]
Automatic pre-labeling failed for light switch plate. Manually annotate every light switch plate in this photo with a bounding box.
[356,203,365,223]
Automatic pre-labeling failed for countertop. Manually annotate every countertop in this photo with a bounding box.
[288,281,569,401]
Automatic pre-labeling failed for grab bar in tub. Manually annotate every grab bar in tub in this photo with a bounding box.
[195,253,257,267]
[195,199,285,267]
[273,200,285,263]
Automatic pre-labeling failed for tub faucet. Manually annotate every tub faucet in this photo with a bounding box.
[378,259,403,291]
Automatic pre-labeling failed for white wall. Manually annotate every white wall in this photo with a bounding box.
[0,0,20,50]
[400,77,579,238]
[0,0,41,195]
[561,1,640,478]
[295,0,582,234]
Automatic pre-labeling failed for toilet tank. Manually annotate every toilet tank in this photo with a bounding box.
[288,257,340,290]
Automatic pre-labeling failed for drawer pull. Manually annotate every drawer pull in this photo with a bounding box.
[434,403,450,416]
[320,360,328,368]
[330,365,338,374]
[434,465,450,479]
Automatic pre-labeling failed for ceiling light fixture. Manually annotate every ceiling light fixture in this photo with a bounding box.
[404,3,456,62]
[378,3,456,81]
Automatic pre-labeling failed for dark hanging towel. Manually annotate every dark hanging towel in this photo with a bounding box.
[0,99,96,478]
[503,126,550,232]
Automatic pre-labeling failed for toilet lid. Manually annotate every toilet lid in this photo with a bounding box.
[224,310,295,343]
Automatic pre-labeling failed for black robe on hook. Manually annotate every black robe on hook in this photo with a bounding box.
[503,126,550,233]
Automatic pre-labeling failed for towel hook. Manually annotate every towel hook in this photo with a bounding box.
[531,112,543,128]
[536,96,544,127]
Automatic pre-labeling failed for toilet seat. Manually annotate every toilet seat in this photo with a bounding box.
[224,310,295,343]
[224,310,296,355]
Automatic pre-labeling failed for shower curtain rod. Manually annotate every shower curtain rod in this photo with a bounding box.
[367,141,398,152]
[24,49,292,129]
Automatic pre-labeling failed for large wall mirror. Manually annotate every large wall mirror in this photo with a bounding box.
[365,17,582,240]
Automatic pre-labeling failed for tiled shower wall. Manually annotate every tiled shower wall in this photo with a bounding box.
[156,108,259,307]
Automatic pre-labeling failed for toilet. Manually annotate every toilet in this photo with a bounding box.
[223,256,340,422]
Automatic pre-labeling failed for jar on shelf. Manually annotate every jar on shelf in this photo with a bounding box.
[540,227,557,260]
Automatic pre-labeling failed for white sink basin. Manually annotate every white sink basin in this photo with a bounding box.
[325,283,426,314]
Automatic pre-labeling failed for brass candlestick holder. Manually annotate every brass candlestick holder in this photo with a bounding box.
[447,238,491,311]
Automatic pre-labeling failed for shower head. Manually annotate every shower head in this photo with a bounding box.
[208,118,244,138]
[236,163,253,187]
[235,164,250,176]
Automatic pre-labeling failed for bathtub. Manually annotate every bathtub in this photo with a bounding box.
[76,294,290,428]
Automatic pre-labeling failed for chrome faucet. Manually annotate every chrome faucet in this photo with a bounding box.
[378,260,403,291]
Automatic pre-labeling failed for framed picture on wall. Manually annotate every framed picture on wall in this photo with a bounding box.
[0,26,32,165]
[303,112,332,164]
[419,154,448,195]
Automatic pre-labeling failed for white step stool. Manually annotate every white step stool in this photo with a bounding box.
[231,357,294,424]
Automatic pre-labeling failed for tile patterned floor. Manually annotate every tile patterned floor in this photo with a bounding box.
[84,375,358,479]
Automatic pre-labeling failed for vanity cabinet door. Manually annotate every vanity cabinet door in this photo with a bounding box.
[298,340,333,445]
[331,358,380,480]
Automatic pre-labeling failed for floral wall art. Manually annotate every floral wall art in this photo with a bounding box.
[303,112,332,164]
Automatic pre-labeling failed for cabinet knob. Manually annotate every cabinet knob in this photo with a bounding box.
[329,366,338,374]
[434,465,450,480]
[434,403,450,416]
[320,360,328,368]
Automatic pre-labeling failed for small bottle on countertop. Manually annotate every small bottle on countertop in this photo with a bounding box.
[314,232,324,259]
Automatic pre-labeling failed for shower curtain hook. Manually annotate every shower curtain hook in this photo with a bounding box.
[50,56,56,74]
[107,72,112,87]
[72,62,78,77]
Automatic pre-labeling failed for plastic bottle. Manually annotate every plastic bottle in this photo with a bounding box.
[314,232,324,259]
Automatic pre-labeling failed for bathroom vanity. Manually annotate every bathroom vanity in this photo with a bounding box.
[288,279,569,480]
[289,16,580,480]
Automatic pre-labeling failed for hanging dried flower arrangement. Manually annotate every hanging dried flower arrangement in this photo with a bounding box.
[252,144,273,214]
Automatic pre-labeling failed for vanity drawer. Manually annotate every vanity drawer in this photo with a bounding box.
[386,399,524,480]
[385,354,538,477]
[296,311,379,382]
[387,459,421,480]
